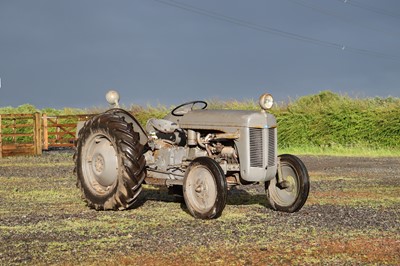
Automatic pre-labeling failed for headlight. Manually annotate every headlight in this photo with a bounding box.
[259,93,274,110]
[106,90,120,107]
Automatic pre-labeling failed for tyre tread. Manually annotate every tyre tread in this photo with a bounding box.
[74,112,146,211]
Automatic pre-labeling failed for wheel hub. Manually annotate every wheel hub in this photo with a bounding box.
[194,180,209,200]
[269,165,298,207]
[186,166,217,212]
[83,134,119,191]
[94,154,105,174]
[283,175,295,192]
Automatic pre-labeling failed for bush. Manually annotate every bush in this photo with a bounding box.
[1,91,399,151]
[272,91,400,149]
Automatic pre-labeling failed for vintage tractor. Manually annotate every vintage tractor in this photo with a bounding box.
[74,91,309,219]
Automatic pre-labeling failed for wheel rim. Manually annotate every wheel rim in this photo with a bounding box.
[269,163,299,207]
[82,133,119,194]
[185,166,217,213]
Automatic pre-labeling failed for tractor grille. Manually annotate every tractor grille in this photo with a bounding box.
[249,127,276,168]
[249,128,264,167]
[268,128,276,167]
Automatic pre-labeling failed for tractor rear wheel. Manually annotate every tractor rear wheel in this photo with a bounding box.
[183,157,227,219]
[74,112,146,210]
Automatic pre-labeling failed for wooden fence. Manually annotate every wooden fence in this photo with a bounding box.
[0,113,94,157]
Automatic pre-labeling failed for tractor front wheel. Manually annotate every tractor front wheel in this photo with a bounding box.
[183,157,227,219]
[265,154,309,213]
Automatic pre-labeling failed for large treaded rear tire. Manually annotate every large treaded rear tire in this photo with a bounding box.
[74,112,146,210]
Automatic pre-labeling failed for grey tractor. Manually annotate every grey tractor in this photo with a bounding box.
[74,91,310,219]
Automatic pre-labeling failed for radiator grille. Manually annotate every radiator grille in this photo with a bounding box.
[268,128,276,166]
[249,128,264,167]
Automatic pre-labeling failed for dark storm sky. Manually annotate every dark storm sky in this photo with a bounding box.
[0,0,399,108]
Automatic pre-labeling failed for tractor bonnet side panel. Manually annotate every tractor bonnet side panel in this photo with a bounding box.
[168,110,278,182]
[166,110,274,131]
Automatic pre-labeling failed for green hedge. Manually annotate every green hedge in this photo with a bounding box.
[273,91,400,149]
[1,91,399,150]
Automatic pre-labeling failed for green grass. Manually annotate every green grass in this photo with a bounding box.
[309,187,400,208]
[1,154,399,265]
[1,90,400,156]
[280,145,400,157]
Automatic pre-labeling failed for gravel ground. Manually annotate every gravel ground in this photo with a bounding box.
[0,152,399,265]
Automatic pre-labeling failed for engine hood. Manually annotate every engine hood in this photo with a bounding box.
[165,110,277,132]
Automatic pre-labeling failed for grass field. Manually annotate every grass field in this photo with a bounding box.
[0,152,399,265]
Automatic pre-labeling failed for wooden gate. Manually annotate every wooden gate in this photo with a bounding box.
[0,113,94,157]
[0,113,42,157]
[41,114,93,150]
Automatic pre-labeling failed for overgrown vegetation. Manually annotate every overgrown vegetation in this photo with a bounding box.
[273,91,400,152]
[1,91,399,155]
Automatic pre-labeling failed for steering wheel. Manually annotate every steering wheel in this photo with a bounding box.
[171,101,208,116]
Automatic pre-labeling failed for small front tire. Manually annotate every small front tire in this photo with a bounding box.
[265,154,310,212]
[183,157,227,219]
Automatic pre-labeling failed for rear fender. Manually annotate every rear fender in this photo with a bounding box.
[105,108,149,146]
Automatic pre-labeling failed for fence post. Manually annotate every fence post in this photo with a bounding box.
[12,117,16,143]
[0,114,2,158]
[34,112,42,155]
[56,116,60,144]
[42,113,49,150]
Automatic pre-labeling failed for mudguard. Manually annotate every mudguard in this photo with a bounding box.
[105,108,148,146]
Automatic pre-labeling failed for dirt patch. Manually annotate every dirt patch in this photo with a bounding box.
[0,152,399,265]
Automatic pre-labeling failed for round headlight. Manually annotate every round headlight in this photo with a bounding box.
[259,93,274,110]
[106,90,120,107]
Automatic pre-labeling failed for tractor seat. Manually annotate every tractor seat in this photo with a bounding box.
[146,118,179,134]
